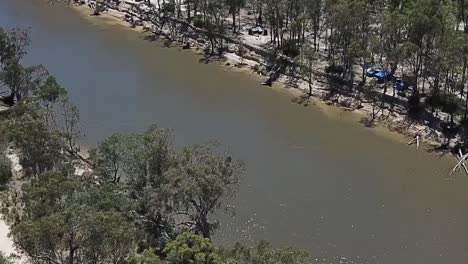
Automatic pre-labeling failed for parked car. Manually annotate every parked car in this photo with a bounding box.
[374,70,393,82]
[366,66,383,77]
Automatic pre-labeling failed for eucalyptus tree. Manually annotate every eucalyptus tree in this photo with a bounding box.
[305,0,322,51]
[226,0,245,32]
[11,171,134,264]
[299,45,317,96]
[166,142,244,238]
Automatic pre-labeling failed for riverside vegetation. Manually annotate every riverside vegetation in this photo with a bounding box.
[0,27,316,264]
[65,0,468,149]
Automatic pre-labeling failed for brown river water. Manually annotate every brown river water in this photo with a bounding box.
[1,1,468,263]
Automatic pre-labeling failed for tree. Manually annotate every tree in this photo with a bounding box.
[11,171,134,264]
[33,75,67,121]
[0,28,30,63]
[299,45,317,96]
[89,133,128,183]
[168,142,244,238]
[305,0,322,51]
[226,0,244,32]
[2,110,65,177]
[0,28,47,103]
[1,62,48,102]
[204,0,227,54]
[91,126,245,246]
[91,0,107,16]
[163,232,222,264]
[365,79,380,122]
[90,126,177,251]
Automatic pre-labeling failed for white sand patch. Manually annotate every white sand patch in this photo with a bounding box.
[5,151,22,178]
[0,149,24,263]
[0,220,15,259]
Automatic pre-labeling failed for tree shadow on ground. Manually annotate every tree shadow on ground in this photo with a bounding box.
[284,73,300,89]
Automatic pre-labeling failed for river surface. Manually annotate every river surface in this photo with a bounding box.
[2,1,468,263]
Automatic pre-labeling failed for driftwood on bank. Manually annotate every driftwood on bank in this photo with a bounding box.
[407,131,421,149]
[457,149,468,175]
[262,66,283,86]
[450,149,468,176]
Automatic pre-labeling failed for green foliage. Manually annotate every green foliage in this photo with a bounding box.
[407,93,424,119]
[130,249,162,264]
[34,76,67,104]
[220,241,311,264]
[90,126,243,242]
[282,39,300,58]
[168,142,244,238]
[0,155,12,190]
[89,133,128,183]
[163,232,222,264]
[2,111,65,177]
[162,2,176,14]
[0,27,30,63]
[325,64,344,75]
[0,27,50,103]
[90,126,177,250]
[193,18,205,29]
[0,252,13,264]
[11,171,134,264]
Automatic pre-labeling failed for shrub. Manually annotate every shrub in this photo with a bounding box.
[407,93,424,120]
[163,232,221,264]
[162,3,176,14]
[194,18,205,29]
[281,39,300,58]
[0,252,13,264]
[325,64,344,75]
[0,156,12,190]
[129,249,161,264]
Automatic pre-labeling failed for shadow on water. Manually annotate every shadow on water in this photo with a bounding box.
[359,117,376,128]
[291,94,313,107]
[198,52,225,64]
[142,33,161,42]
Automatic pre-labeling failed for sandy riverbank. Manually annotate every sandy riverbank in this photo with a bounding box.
[0,149,23,263]
[69,4,446,151]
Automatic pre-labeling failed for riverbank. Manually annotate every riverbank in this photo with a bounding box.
[0,143,90,263]
[0,149,24,264]
[69,3,450,152]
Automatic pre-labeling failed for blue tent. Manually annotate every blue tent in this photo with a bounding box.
[395,79,409,91]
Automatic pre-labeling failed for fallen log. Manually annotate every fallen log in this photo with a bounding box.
[407,132,421,149]
[457,149,468,176]
[450,152,468,176]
